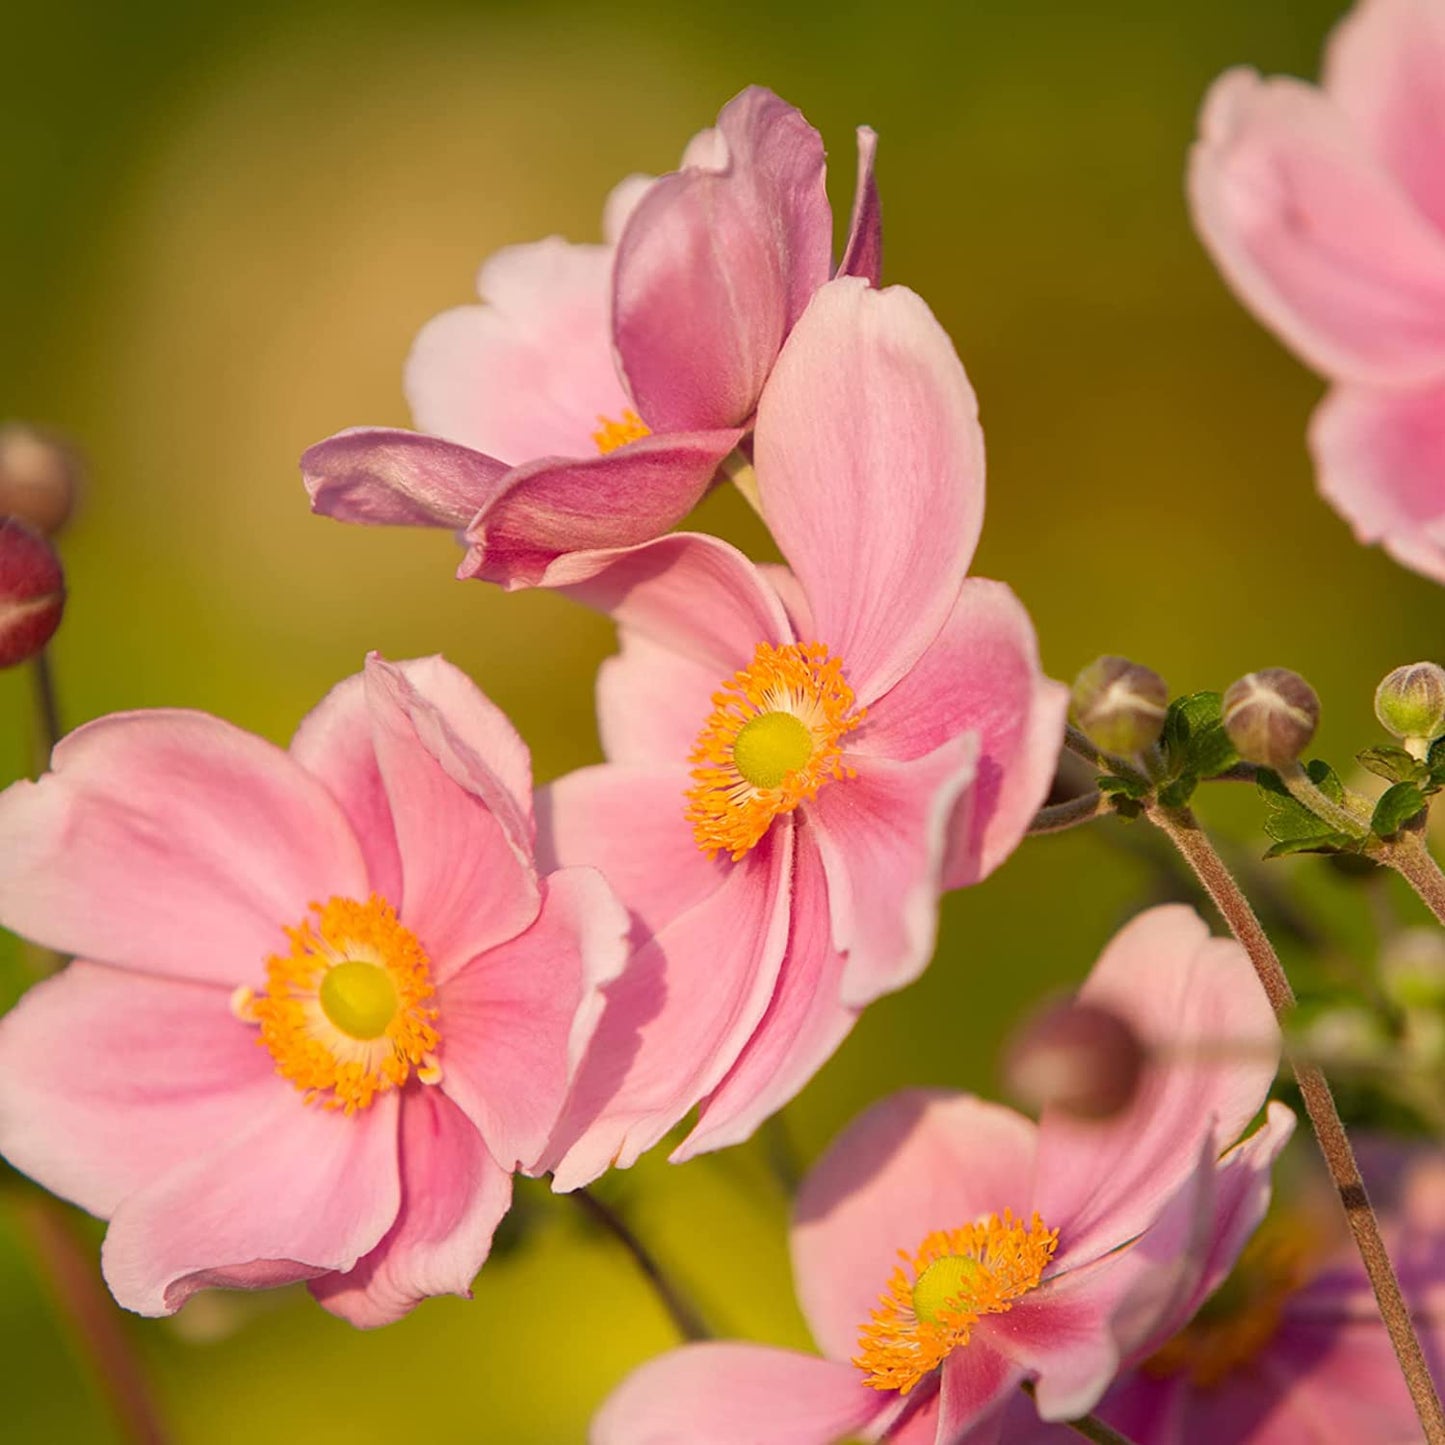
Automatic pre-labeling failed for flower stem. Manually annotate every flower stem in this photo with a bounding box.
[1028,792,1107,836]
[570,1187,709,1341]
[1019,1383,1137,1444]
[1277,762,1370,840]
[1377,833,1445,929]
[1146,803,1445,1443]
[31,646,62,764]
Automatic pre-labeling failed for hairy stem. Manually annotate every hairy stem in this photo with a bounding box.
[1278,762,1370,840]
[1379,833,1445,929]
[1028,791,1108,836]
[1019,1383,1137,1444]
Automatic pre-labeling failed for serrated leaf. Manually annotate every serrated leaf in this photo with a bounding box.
[1161,691,1239,782]
[1263,832,1356,859]
[1097,773,1149,799]
[1256,760,1350,849]
[1372,781,1428,837]
[1357,745,1426,786]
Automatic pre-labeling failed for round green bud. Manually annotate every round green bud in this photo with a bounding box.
[1375,662,1445,759]
[1070,655,1168,757]
[1221,668,1319,770]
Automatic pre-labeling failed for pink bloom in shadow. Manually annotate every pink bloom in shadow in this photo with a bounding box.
[1189,0,1445,581]
[302,86,882,588]
[590,906,1293,1444]
[0,654,628,1325]
[537,276,1067,1186]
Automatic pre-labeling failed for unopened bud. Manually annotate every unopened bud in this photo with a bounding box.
[1070,656,1168,757]
[1003,999,1146,1121]
[0,424,83,536]
[1221,668,1319,769]
[0,518,65,667]
[1375,663,1445,760]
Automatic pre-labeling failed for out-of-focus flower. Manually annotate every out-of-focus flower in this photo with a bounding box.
[303,85,882,588]
[1189,0,1445,582]
[539,277,1067,1186]
[0,517,65,668]
[0,424,83,536]
[590,906,1292,1443]
[0,654,627,1325]
[1002,997,1147,1121]
[1069,656,1168,759]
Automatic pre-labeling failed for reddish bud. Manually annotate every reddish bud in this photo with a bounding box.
[0,518,65,667]
[1221,668,1320,769]
[1003,998,1146,1121]
[0,424,83,536]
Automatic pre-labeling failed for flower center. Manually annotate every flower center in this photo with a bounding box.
[234,895,442,1114]
[686,641,863,860]
[591,408,651,454]
[854,1211,1058,1396]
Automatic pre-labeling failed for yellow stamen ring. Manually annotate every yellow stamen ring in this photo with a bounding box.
[854,1211,1058,1395]
[686,641,862,860]
[591,408,651,454]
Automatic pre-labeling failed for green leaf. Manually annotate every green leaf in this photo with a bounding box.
[1161,691,1239,782]
[1156,774,1197,809]
[1256,760,1354,855]
[1264,832,1357,859]
[1372,781,1428,838]
[1097,773,1149,799]
[1357,745,1426,786]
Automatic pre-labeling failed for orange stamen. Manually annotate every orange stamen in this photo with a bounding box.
[591,408,651,454]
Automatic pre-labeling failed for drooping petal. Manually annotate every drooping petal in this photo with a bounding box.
[791,1090,1037,1364]
[590,1343,886,1445]
[614,86,832,431]
[1310,379,1445,583]
[1188,68,1445,387]
[753,278,986,705]
[0,710,366,986]
[810,735,978,1007]
[101,1087,400,1316]
[837,127,882,285]
[302,427,506,530]
[309,1089,513,1328]
[436,866,629,1173]
[855,577,1068,888]
[0,962,274,1218]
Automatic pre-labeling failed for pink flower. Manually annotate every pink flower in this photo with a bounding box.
[1189,0,1445,581]
[537,274,1067,1185]
[591,906,1293,1444]
[0,654,627,1325]
[302,86,882,588]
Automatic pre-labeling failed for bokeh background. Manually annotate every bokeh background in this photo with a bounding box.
[3,0,1440,1438]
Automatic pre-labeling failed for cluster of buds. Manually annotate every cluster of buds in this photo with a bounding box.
[0,425,77,670]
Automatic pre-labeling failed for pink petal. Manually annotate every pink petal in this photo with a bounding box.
[1188,68,1445,387]
[936,1341,1020,1443]
[0,710,366,986]
[614,86,832,431]
[436,866,629,1173]
[604,174,655,244]
[309,1088,512,1327]
[303,427,506,530]
[1033,907,1279,1271]
[101,1087,400,1316]
[837,126,882,285]
[856,578,1068,888]
[361,657,539,982]
[1324,0,1445,235]
[811,736,979,1007]
[0,962,273,1218]
[677,830,859,1160]
[405,237,629,462]
[591,1343,885,1445]
[1311,380,1445,582]
[595,629,730,768]
[753,278,986,705]
[791,1090,1037,1364]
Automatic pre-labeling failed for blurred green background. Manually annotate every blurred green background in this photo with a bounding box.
[3,0,1440,1438]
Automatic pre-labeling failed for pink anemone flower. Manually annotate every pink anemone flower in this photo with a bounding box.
[536,274,1068,1187]
[591,905,1293,1444]
[0,654,627,1325]
[1189,0,1445,582]
[302,85,881,589]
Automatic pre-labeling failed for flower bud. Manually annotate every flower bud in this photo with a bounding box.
[1375,663,1445,760]
[0,518,65,668]
[1221,668,1319,769]
[1003,998,1146,1121]
[1070,655,1168,757]
[0,424,83,536]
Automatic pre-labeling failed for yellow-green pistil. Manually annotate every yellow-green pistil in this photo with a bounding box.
[732,710,815,789]
[318,959,399,1040]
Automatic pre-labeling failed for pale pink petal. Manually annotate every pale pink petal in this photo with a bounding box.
[361,658,539,982]
[437,866,629,1173]
[1324,0,1445,235]
[1311,379,1445,583]
[1189,68,1445,386]
[677,830,858,1160]
[102,1088,400,1316]
[1033,907,1279,1270]
[753,279,986,705]
[303,427,505,530]
[406,237,629,462]
[595,629,727,768]
[591,1343,885,1445]
[603,174,655,245]
[614,86,832,430]
[838,126,882,285]
[811,736,978,1007]
[856,578,1068,888]
[0,962,273,1218]
[936,1341,1020,1443]
[0,711,366,986]
[310,1089,512,1327]
[882,1392,942,1445]
[792,1091,1037,1363]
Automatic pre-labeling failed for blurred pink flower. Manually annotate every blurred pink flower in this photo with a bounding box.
[1189,0,1445,581]
[537,275,1067,1185]
[303,85,881,588]
[591,906,1293,1444]
[0,654,627,1325]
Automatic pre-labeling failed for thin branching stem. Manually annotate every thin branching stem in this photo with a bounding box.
[1028,792,1108,835]
[1020,1383,1138,1444]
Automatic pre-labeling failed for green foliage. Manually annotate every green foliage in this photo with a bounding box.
[1161,691,1239,783]
[1097,773,1149,799]
[1371,782,1428,838]
[1357,745,1427,786]
[1256,760,1356,857]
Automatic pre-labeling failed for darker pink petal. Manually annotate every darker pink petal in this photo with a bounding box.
[936,1339,1020,1444]
[838,127,882,285]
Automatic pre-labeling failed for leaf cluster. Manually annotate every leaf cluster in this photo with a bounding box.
[1153,692,1239,808]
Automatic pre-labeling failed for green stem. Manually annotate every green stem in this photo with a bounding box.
[1278,762,1370,840]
